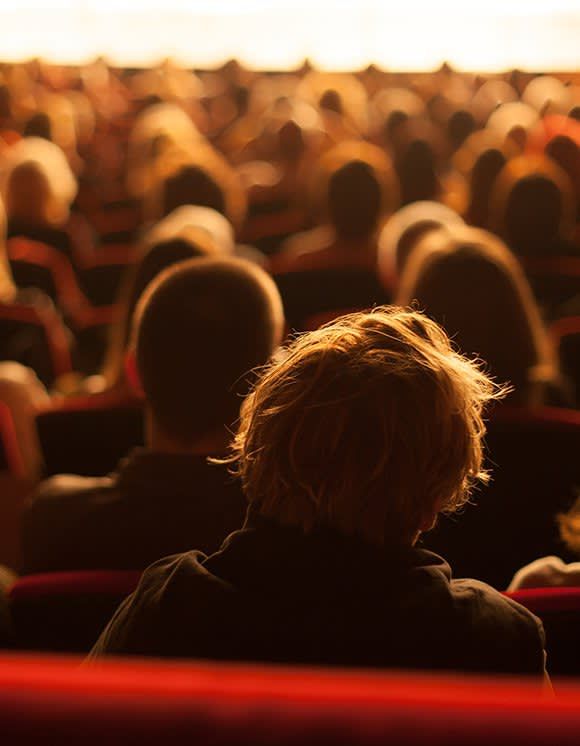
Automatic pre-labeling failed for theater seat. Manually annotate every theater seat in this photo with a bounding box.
[551,316,580,406]
[36,395,144,477]
[0,655,579,744]
[274,268,390,332]
[424,406,580,591]
[505,588,580,677]
[8,570,141,652]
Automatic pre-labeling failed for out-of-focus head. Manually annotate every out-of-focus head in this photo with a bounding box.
[298,72,369,134]
[378,201,463,290]
[150,146,247,230]
[453,130,518,227]
[126,101,203,199]
[489,154,576,255]
[392,121,442,205]
[372,87,425,144]
[522,76,574,116]
[132,256,284,446]
[227,307,503,547]
[147,205,235,255]
[312,141,399,240]
[396,224,558,403]
[486,102,539,150]
[2,137,77,226]
[470,80,518,126]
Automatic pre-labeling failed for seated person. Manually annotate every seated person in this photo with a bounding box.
[508,497,580,590]
[90,308,546,677]
[21,257,284,573]
[272,141,399,273]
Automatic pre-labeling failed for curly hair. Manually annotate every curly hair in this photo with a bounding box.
[225,307,506,546]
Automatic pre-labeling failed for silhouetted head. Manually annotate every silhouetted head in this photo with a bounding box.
[161,164,226,218]
[312,141,399,241]
[378,201,464,289]
[396,225,559,404]
[395,137,439,205]
[132,257,284,446]
[489,155,575,255]
[23,112,52,140]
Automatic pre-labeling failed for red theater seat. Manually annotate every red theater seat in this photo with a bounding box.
[36,393,144,477]
[0,655,579,745]
[505,588,580,676]
[9,570,141,653]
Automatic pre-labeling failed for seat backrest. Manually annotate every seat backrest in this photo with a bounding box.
[551,316,580,405]
[424,406,580,590]
[1,655,580,745]
[274,268,390,331]
[8,570,141,652]
[505,588,580,676]
[0,301,73,385]
[36,396,144,477]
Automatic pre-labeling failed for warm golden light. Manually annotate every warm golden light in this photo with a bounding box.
[0,0,578,70]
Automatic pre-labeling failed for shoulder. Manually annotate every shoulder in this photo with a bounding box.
[89,551,234,659]
[450,577,546,672]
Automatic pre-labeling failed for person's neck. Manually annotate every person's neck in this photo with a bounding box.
[147,415,232,457]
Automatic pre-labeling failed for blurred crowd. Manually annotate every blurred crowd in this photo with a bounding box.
[0,57,577,580]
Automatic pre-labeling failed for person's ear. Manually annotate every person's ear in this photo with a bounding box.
[124,349,145,399]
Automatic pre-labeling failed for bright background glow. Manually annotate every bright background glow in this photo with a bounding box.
[0,0,579,71]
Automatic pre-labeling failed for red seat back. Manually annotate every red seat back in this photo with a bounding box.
[9,571,141,653]
[0,655,579,745]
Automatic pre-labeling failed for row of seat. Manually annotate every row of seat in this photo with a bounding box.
[2,653,579,745]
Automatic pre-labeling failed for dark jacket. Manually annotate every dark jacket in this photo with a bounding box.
[21,448,247,573]
[90,513,546,676]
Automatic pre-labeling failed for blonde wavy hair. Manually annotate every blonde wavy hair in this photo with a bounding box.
[226,307,505,547]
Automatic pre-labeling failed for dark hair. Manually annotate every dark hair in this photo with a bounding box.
[395,139,438,205]
[103,237,215,386]
[328,160,382,240]
[134,257,283,445]
[467,148,507,227]
[504,175,563,254]
[161,165,226,219]
[23,112,52,140]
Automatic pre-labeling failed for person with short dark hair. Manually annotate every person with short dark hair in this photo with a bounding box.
[90,308,546,678]
[21,256,284,573]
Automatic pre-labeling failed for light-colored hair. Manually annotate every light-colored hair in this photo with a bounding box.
[2,137,77,226]
[558,497,580,555]
[226,307,504,547]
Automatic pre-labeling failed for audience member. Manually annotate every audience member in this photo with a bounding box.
[91,308,545,677]
[21,256,284,572]
[396,224,565,405]
[508,497,580,590]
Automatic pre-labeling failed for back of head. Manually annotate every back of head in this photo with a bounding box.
[395,137,438,205]
[396,225,557,402]
[312,141,399,240]
[467,147,508,227]
[328,160,382,240]
[228,307,502,547]
[103,234,220,388]
[23,112,52,140]
[378,201,464,289]
[489,155,575,255]
[134,257,284,445]
[161,164,226,219]
[5,160,51,225]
